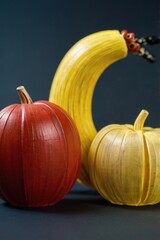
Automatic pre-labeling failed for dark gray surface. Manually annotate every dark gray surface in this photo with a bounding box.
[1,183,160,240]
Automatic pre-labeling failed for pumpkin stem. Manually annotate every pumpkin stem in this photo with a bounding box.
[133,109,149,131]
[16,86,33,104]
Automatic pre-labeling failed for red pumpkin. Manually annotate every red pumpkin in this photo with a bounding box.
[0,86,81,207]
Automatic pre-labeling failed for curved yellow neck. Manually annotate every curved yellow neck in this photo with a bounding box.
[49,30,128,186]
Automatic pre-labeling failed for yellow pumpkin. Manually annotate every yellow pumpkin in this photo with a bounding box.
[88,110,160,206]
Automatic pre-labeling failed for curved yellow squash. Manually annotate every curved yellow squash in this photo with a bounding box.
[49,30,128,186]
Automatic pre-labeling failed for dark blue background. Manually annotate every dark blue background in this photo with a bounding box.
[1,0,160,130]
[0,1,160,240]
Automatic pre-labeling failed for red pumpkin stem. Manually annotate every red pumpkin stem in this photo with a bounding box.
[133,109,149,131]
[16,86,33,104]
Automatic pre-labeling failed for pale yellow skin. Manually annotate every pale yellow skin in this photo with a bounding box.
[49,30,128,186]
[88,110,160,206]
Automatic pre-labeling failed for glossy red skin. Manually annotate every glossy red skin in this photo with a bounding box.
[0,101,81,207]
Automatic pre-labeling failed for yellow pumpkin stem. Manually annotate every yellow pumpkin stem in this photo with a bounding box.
[133,110,149,131]
[16,86,33,104]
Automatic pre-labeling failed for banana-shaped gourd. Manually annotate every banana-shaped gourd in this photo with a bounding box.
[49,30,128,186]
